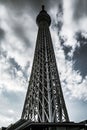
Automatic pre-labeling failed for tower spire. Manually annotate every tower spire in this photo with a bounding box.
[42,5,45,10]
[21,6,69,122]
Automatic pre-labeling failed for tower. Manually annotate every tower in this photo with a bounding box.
[21,6,69,123]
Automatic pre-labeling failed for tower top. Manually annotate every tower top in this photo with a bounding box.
[42,5,45,10]
[36,5,51,26]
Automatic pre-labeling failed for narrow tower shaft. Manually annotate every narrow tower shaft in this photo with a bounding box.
[21,6,69,122]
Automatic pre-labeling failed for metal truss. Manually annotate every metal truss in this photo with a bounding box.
[21,6,69,123]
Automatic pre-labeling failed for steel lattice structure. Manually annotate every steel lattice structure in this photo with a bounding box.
[21,6,69,123]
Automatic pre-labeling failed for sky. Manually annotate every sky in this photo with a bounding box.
[0,0,87,127]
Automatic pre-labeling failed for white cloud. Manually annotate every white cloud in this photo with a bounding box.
[0,4,8,19]
[50,0,87,103]
[78,17,87,32]
[0,4,36,126]
[0,90,24,127]
[55,47,87,101]
[0,115,14,127]
[0,10,36,68]
[0,52,27,92]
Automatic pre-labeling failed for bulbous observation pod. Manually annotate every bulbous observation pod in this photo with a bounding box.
[36,5,51,26]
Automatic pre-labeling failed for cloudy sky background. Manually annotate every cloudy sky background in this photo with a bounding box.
[0,0,87,127]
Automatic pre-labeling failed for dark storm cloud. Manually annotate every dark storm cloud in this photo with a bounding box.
[0,28,5,40]
[62,45,72,60]
[73,0,87,20]
[5,58,21,79]
[8,58,21,71]
[0,0,62,14]
[0,45,30,82]
[0,0,48,14]
[0,49,21,79]
[0,0,63,51]
[57,36,72,60]
[73,32,87,78]
[13,23,31,48]
[0,49,7,59]
[7,58,30,80]
[52,3,63,34]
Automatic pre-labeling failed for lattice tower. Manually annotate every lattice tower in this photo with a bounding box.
[21,6,69,123]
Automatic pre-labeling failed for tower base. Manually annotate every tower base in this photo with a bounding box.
[2,120,87,130]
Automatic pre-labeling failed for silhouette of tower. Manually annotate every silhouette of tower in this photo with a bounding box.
[21,6,69,122]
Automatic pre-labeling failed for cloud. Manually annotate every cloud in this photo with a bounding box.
[0,89,25,127]
[0,47,30,92]
[73,0,87,20]
[50,3,87,102]
[50,17,87,102]
[0,3,36,67]
[73,32,87,78]
[0,0,42,10]
[0,3,36,126]
[0,28,5,40]
[0,0,62,11]
[55,43,87,101]
[66,98,87,122]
